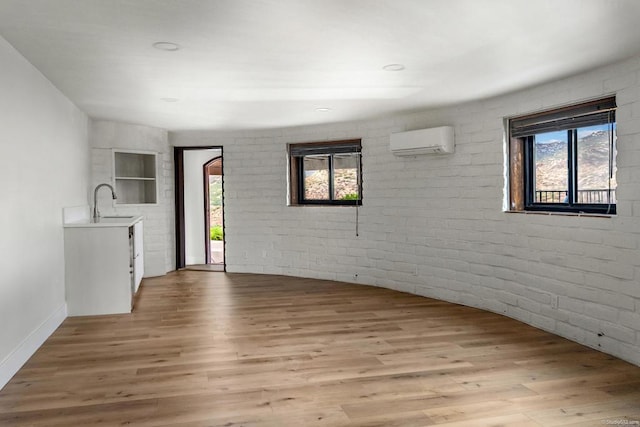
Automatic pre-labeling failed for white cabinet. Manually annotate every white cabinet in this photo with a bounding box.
[64,218,144,316]
[113,150,157,205]
[132,220,144,293]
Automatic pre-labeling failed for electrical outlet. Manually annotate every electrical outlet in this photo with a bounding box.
[551,295,559,309]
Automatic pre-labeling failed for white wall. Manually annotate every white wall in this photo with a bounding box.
[171,54,640,366]
[89,120,174,277]
[184,149,221,265]
[0,36,89,388]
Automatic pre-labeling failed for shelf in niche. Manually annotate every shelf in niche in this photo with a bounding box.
[113,150,158,205]
[115,177,156,181]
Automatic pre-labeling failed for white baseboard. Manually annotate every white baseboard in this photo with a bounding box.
[143,254,168,278]
[185,256,205,266]
[0,303,67,390]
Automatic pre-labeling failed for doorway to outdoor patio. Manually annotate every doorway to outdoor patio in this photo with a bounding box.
[174,146,225,272]
[204,156,223,267]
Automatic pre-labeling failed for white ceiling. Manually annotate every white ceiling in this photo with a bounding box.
[1,0,640,131]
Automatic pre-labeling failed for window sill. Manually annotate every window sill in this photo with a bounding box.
[505,210,614,218]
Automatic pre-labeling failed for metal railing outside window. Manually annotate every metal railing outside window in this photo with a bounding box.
[535,189,616,204]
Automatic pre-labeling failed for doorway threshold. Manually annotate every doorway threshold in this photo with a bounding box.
[183,264,225,272]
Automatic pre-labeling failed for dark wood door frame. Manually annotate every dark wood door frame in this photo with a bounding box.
[203,156,223,265]
[174,146,224,270]
[203,161,210,265]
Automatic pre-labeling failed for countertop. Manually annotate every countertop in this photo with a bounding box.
[64,215,143,228]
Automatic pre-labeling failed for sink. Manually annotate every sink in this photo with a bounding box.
[101,215,134,219]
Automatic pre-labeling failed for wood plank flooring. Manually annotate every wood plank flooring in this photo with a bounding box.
[1,271,639,426]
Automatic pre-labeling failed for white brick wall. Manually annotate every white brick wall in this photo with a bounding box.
[170,55,640,367]
[89,120,174,277]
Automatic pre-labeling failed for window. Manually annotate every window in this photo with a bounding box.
[509,97,616,214]
[288,139,362,206]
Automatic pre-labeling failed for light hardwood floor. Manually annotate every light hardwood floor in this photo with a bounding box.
[1,271,639,426]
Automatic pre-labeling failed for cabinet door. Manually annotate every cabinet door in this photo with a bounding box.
[133,221,144,293]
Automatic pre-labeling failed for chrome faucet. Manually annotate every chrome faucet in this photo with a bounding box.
[93,183,117,221]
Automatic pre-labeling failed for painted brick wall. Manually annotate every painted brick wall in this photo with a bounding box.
[89,120,175,277]
[171,55,640,366]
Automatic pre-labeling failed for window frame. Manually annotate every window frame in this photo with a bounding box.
[288,139,362,206]
[509,97,617,215]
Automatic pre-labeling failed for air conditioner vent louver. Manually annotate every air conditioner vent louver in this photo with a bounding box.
[390,126,455,156]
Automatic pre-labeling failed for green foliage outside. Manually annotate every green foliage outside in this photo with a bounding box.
[209,177,223,207]
[341,193,359,200]
[210,225,224,241]
[209,176,224,241]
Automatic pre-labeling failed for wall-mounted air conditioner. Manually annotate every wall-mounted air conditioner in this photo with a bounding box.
[390,126,455,156]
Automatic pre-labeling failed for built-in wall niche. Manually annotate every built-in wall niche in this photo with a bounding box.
[113,150,158,205]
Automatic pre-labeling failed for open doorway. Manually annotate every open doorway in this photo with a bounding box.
[204,156,223,266]
[174,146,224,271]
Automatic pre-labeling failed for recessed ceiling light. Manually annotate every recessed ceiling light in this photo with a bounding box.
[153,42,180,51]
[315,107,332,112]
[160,97,179,102]
[383,63,405,71]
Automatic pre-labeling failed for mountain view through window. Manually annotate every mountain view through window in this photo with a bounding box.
[534,124,616,204]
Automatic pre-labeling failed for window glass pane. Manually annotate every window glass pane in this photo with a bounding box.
[576,124,616,204]
[534,131,568,203]
[303,155,329,200]
[333,153,360,201]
